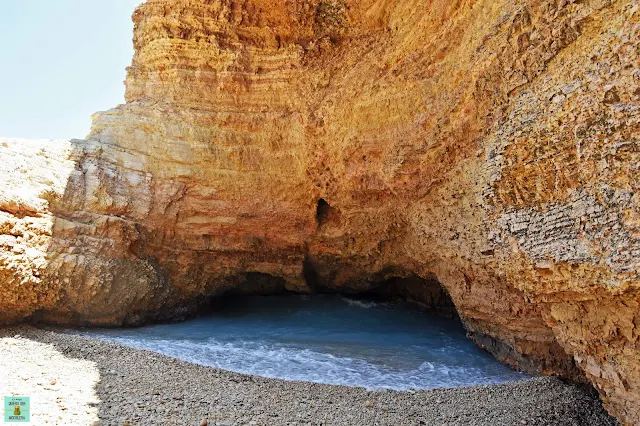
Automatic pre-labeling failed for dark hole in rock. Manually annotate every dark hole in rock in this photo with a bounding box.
[316,198,331,224]
[315,198,341,227]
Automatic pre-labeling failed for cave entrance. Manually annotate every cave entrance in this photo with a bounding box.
[342,273,459,319]
[83,287,526,391]
[301,259,458,320]
[78,263,529,390]
[212,270,459,320]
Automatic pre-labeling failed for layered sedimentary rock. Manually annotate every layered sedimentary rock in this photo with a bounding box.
[0,0,638,423]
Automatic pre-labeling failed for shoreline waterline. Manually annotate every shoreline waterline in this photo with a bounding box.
[72,294,528,391]
[0,325,618,425]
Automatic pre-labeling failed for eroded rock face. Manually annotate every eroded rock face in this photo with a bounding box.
[0,0,638,423]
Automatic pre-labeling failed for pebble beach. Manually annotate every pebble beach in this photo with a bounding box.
[0,326,618,426]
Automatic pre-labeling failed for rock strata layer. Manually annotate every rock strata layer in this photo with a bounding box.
[0,0,638,424]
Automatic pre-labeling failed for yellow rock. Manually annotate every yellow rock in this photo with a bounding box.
[0,0,638,424]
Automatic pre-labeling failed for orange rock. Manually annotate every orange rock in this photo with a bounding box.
[0,0,638,424]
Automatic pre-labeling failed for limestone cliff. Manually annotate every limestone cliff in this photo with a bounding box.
[0,0,638,423]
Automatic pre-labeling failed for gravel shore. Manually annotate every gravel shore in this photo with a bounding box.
[0,326,617,426]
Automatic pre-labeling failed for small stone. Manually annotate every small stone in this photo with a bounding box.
[201,419,208,426]
[603,87,620,104]
[365,400,374,408]
[520,421,527,425]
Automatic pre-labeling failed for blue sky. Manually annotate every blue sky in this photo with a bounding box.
[0,1,142,139]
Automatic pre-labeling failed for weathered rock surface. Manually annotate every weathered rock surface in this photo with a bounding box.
[0,0,638,423]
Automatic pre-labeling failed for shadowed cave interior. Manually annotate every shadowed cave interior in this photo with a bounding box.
[203,268,460,324]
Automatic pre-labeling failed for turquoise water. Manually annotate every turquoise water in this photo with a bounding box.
[79,294,528,390]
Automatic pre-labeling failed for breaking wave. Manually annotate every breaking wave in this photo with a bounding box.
[78,294,527,390]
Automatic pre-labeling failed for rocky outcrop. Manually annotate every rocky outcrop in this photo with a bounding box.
[0,0,638,423]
